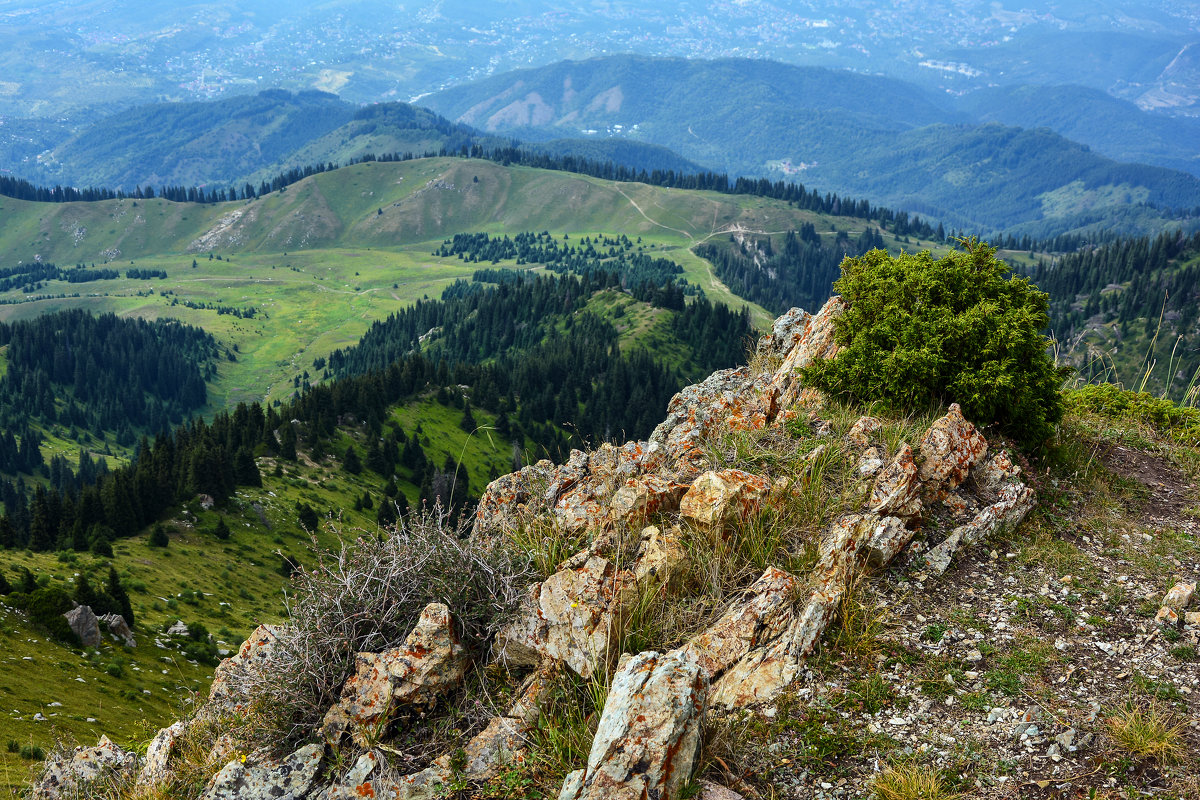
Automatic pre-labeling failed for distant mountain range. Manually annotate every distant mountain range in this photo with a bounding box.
[6,55,1200,239]
[421,56,1200,237]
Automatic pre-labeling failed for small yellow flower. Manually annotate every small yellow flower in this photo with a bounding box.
[570,602,579,608]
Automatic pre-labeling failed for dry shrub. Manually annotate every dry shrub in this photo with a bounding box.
[228,505,536,748]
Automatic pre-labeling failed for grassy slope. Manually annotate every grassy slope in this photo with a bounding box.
[0,156,920,408]
[0,393,521,791]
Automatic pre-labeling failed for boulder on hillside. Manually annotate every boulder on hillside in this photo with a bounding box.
[208,623,282,708]
[63,605,101,648]
[137,720,188,787]
[918,402,988,501]
[99,613,135,647]
[679,469,772,531]
[32,735,136,799]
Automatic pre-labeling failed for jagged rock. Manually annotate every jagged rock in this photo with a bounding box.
[64,605,101,648]
[679,469,772,531]
[494,555,635,677]
[166,619,190,637]
[869,443,922,517]
[649,367,775,474]
[1184,611,1200,628]
[756,306,811,360]
[770,296,847,410]
[327,751,381,800]
[323,603,468,748]
[679,567,800,680]
[32,735,136,799]
[918,403,988,500]
[560,650,706,800]
[201,742,324,800]
[610,476,689,527]
[923,483,1036,575]
[209,623,282,705]
[974,449,1022,499]
[99,613,135,647]
[633,525,688,587]
[857,446,885,477]
[137,720,188,786]
[847,416,881,447]
[706,513,895,709]
[473,460,557,535]
[1163,581,1196,610]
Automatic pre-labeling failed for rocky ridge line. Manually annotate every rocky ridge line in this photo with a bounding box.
[37,296,1188,800]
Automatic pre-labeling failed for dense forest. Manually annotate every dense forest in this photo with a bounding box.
[1022,229,1200,400]
[696,224,886,315]
[0,271,752,551]
[0,310,219,448]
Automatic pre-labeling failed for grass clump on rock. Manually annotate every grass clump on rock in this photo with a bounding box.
[801,238,1068,448]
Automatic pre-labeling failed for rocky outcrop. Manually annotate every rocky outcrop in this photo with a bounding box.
[322,603,468,747]
[209,623,282,706]
[60,297,1045,800]
[33,736,136,799]
[202,742,324,800]
[137,721,188,787]
[99,613,136,647]
[63,605,101,648]
[559,650,706,800]
[493,554,636,677]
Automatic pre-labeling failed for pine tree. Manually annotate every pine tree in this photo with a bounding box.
[105,566,134,628]
[214,517,231,540]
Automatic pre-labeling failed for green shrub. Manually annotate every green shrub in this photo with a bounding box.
[801,239,1067,447]
[1065,383,1200,444]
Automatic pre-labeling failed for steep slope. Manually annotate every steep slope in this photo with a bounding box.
[19,296,1200,800]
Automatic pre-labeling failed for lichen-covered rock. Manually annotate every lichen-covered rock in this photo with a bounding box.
[32,735,136,799]
[99,613,136,647]
[1162,581,1195,610]
[923,483,1037,575]
[493,555,636,677]
[869,444,922,517]
[679,469,772,530]
[610,476,689,527]
[561,650,706,800]
[323,603,467,747]
[847,416,882,447]
[137,720,188,787]
[209,623,282,705]
[473,460,556,536]
[756,306,812,360]
[633,525,688,587]
[679,567,800,680]
[64,604,100,648]
[918,403,988,500]
[770,296,847,410]
[974,449,1022,499]
[201,743,324,800]
[649,367,775,475]
[857,446,885,477]
[1157,581,1197,625]
[328,753,451,800]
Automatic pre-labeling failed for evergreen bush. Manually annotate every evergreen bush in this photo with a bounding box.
[801,239,1067,447]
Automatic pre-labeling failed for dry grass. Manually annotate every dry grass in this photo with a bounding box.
[1106,700,1187,763]
[872,763,959,800]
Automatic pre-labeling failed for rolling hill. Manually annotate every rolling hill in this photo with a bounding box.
[421,55,1200,237]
